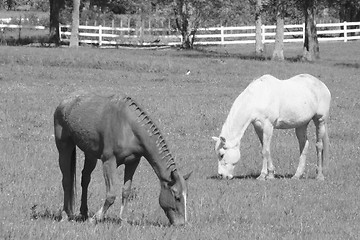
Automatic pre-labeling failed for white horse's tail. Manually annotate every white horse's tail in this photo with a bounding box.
[322,123,330,170]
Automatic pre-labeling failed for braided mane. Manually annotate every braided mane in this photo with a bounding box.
[123,96,177,171]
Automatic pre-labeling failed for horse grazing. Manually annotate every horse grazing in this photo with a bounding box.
[54,90,191,225]
[212,74,331,180]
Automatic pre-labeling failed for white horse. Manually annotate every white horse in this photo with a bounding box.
[212,74,331,180]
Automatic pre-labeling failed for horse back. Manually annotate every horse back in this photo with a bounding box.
[54,91,138,159]
[247,74,331,128]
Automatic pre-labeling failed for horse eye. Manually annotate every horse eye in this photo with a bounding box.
[220,154,224,159]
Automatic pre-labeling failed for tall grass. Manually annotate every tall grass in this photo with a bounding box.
[0,42,360,239]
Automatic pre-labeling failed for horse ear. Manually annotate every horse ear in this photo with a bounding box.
[212,136,219,142]
[183,171,192,181]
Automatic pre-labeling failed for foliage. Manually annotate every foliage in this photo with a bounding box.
[327,0,360,21]
[0,0,49,11]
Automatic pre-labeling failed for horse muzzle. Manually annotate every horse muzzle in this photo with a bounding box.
[217,173,234,180]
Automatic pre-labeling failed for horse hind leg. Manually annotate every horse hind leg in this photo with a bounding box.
[293,124,309,179]
[313,117,329,180]
[79,154,97,220]
[56,139,77,221]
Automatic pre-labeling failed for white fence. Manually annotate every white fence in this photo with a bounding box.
[59,21,360,46]
[0,23,45,30]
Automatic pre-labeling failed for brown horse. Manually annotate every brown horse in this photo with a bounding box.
[54,90,191,225]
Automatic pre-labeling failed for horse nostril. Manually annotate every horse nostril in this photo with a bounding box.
[225,175,234,180]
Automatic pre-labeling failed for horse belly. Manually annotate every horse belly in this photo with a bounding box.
[65,103,106,158]
[275,97,316,129]
[69,116,103,158]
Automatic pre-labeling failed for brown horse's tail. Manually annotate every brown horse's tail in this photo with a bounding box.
[69,147,77,215]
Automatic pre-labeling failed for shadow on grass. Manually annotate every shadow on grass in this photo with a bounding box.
[125,218,169,227]
[207,173,295,180]
[176,47,304,63]
[334,62,360,69]
[30,205,62,221]
[30,205,93,223]
[30,205,168,227]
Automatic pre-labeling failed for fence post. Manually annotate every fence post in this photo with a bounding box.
[220,25,224,45]
[112,19,114,34]
[302,23,305,43]
[261,25,265,43]
[344,21,347,42]
[58,24,61,42]
[99,25,102,47]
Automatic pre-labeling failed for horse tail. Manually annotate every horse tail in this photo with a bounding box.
[69,147,77,214]
[322,123,330,170]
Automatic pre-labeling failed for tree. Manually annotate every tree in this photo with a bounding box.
[255,0,264,55]
[327,0,360,22]
[69,0,80,48]
[171,0,206,49]
[170,0,229,49]
[302,0,319,61]
[49,0,65,44]
[272,1,285,61]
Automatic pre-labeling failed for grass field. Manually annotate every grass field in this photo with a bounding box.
[0,41,360,239]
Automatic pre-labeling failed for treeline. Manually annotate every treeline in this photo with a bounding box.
[2,0,359,60]
[3,1,359,25]
[0,0,49,11]
[3,1,359,27]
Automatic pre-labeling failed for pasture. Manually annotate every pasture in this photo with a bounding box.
[0,42,360,239]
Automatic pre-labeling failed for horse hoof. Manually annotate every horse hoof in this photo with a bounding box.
[59,212,67,222]
[316,174,325,181]
[60,212,75,222]
[256,174,266,181]
[266,172,275,180]
[78,214,88,222]
[119,217,128,225]
[89,216,98,225]
[292,174,305,180]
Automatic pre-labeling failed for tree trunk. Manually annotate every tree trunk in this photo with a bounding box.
[181,32,192,49]
[272,4,284,61]
[255,0,263,55]
[49,0,64,45]
[174,0,193,49]
[302,0,319,62]
[69,0,80,48]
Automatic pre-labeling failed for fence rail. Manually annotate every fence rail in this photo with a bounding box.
[1,21,360,46]
[0,23,45,30]
[59,21,360,46]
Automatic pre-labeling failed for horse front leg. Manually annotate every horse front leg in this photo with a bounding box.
[79,154,97,220]
[119,158,140,221]
[254,122,274,180]
[91,156,118,223]
[293,124,309,179]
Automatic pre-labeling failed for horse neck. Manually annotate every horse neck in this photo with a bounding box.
[124,97,176,183]
[221,94,253,145]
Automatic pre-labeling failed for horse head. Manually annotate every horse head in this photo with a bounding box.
[159,170,192,225]
[212,136,240,179]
